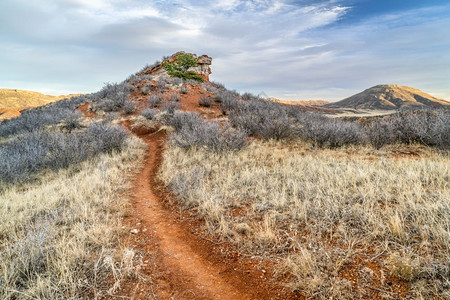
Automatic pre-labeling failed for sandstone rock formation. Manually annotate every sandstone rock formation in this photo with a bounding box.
[140,52,212,81]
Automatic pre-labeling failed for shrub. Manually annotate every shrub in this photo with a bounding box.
[365,119,397,149]
[141,85,152,95]
[86,122,129,153]
[164,111,203,131]
[211,81,225,90]
[217,90,239,114]
[180,85,188,94]
[92,98,118,112]
[127,74,154,84]
[157,78,167,92]
[94,82,133,101]
[0,123,129,187]
[198,96,212,107]
[363,109,450,149]
[229,98,292,140]
[162,101,180,115]
[296,113,365,148]
[163,53,204,82]
[63,111,83,132]
[241,92,258,101]
[168,77,183,86]
[141,108,158,120]
[170,113,247,152]
[390,109,450,147]
[91,82,132,113]
[169,93,180,102]
[147,94,162,108]
[122,100,137,114]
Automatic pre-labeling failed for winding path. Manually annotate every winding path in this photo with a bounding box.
[127,128,254,299]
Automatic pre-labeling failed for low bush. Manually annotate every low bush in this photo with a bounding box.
[180,85,188,94]
[216,90,239,114]
[162,101,180,115]
[91,82,132,113]
[363,109,450,149]
[0,123,129,187]
[365,119,397,149]
[295,113,365,148]
[390,109,450,148]
[148,94,163,108]
[169,113,247,152]
[157,77,168,92]
[127,73,154,84]
[122,100,137,114]
[63,111,83,132]
[211,81,225,90]
[198,96,212,107]
[164,111,202,131]
[141,108,158,120]
[229,98,293,140]
[169,93,180,102]
[168,77,183,86]
[141,85,152,95]
[241,92,259,101]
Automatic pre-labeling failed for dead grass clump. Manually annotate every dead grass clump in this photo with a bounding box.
[160,140,449,298]
[0,136,147,299]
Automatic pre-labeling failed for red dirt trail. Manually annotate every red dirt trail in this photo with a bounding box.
[123,125,287,299]
[78,94,295,299]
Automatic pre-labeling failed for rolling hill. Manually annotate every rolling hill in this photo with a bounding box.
[324,84,450,110]
[0,89,79,120]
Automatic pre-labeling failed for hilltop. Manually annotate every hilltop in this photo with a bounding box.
[324,84,450,110]
[0,89,79,120]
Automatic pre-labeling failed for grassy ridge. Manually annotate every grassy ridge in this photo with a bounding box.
[0,89,81,120]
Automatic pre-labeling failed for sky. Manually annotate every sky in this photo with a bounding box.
[1,0,449,101]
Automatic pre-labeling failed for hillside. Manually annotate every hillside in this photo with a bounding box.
[1,52,449,300]
[0,89,79,120]
[271,98,330,106]
[324,84,450,110]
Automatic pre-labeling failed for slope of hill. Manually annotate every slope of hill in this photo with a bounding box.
[270,98,330,106]
[1,52,449,299]
[0,89,79,120]
[324,84,450,110]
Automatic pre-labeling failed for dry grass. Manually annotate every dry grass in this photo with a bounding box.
[0,136,146,299]
[0,89,81,120]
[160,140,449,299]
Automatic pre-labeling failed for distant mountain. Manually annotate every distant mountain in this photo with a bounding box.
[0,89,79,120]
[324,85,450,110]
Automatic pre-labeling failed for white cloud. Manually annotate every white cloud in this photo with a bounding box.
[0,0,449,101]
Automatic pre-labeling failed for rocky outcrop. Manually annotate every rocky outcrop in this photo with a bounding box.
[140,52,212,81]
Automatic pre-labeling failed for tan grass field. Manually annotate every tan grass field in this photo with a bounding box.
[325,108,397,118]
[0,136,146,299]
[0,89,81,120]
[160,140,450,299]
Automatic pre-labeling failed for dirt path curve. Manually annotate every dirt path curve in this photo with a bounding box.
[128,127,253,300]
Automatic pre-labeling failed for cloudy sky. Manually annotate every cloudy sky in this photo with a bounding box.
[1,0,449,101]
